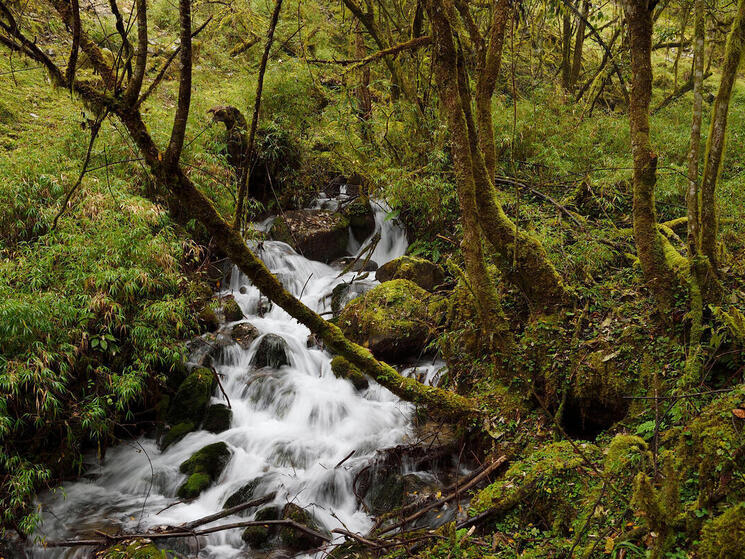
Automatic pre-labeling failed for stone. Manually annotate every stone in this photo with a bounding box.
[252,334,290,369]
[167,367,216,426]
[177,442,232,499]
[203,404,232,433]
[241,506,282,548]
[219,294,244,322]
[160,421,196,451]
[375,256,445,292]
[269,209,350,263]
[279,503,329,552]
[342,197,375,243]
[223,478,260,509]
[338,279,444,362]
[330,256,379,272]
[229,322,260,349]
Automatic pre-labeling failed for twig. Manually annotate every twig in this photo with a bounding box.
[335,450,355,469]
[210,367,232,409]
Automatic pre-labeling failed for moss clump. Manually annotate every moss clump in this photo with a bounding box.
[242,505,281,548]
[177,442,231,499]
[280,503,329,551]
[604,435,652,478]
[167,367,216,425]
[102,540,168,559]
[330,355,369,390]
[160,421,196,451]
[338,279,440,362]
[699,504,745,559]
[203,404,232,433]
[375,255,446,291]
[198,306,220,332]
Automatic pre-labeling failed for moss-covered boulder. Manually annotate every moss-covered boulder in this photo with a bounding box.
[699,503,745,558]
[280,503,329,551]
[342,196,375,243]
[252,333,290,369]
[167,367,216,426]
[338,279,443,362]
[229,322,260,349]
[224,478,260,509]
[219,294,244,322]
[203,404,232,433]
[241,505,281,548]
[160,421,196,451]
[330,355,369,390]
[198,306,220,332]
[269,209,350,262]
[177,442,232,499]
[376,256,446,292]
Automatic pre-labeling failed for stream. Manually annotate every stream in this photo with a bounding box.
[29,199,447,558]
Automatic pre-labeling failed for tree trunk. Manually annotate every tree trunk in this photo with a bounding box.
[623,0,675,310]
[354,22,373,123]
[700,0,745,271]
[569,0,589,87]
[561,12,572,90]
[686,0,705,256]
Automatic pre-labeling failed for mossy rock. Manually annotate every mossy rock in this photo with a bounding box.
[338,279,443,362]
[219,294,244,322]
[280,503,329,551]
[252,333,290,369]
[376,256,445,292]
[198,306,219,332]
[186,332,233,368]
[699,503,745,558]
[241,505,282,548]
[101,539,167,559]
[203,404,232,433]
[167,367,216,425]
[229,322,260,349]
[330,355,369,390]
[160,421,196,451]
[177,442,232,499]
[342,196,375,243]
[269,209,350,262]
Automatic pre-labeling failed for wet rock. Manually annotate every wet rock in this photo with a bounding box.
[203,403,232,433]
[330,281,374,318]
[242,505,281,548]
[324,174,364,197]
[168,367,216,425]
[362,471,436,516]
[280,503,329,551]
[330,356,369,391]
[177,442,232,499]
[338,279,444,362]
[229,322,260,350]
[375,256,445,292]
[224,478,260,509]
[330,256,379,272]
[160,421,196,451]
[198,306,219,332]
[342,197,375,243]
[269,209,350,263]
[252,334,290,369]
[186,332,233,367]
[219,294,245,322]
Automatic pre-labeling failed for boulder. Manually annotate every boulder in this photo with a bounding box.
[177,442,232,499]
[186,332,233,367]
[242,505,282,548]
[330,281,374,318]
[160,421,196,451]
[279,503,329,551]
[375,256,445,292]
[224,478,260,509]
[338,279,444,362]
[219,294,244,322]
[252,334,290,369]
[229,322,260,350]
[167,367,216,425]
[341,197,375,243]
[363,472,433,516]
[203,404,232,433]
[198,306,219,332]
[330,256,378,272]
[269,209,350,262]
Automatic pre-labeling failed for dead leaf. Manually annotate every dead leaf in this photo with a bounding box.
[732,408,745,419]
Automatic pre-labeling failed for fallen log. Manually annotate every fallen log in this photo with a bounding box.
[177,492,276,530]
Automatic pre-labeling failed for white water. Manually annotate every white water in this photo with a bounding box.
[31,203,443,558]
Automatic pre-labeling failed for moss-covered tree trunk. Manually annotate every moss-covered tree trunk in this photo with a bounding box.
[570,0,589,88]
[700,0,745,272]
[623,0,675,311]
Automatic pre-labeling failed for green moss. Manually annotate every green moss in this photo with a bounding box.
[177,442,231,498]
[203,404,232,433]
[280,503,328,551]
[220,295,244,322]
[699,504,745,559]
[241,506,281,548]
[604,435,651,477]
[167,367,216,425]
[102,540,169,559]
[160,421,196,451]
[330,355,369,390]
[198,306,220,332]
[376,255,446,291]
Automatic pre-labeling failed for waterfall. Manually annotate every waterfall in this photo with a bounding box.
[30,203,445,558]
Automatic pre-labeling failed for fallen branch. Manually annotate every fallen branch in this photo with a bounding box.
[177,492,276,531]
[343,36,431,74]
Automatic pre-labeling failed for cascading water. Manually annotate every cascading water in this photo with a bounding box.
[29,202,444,558]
